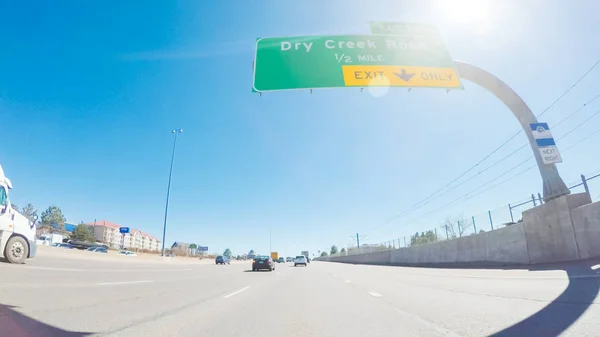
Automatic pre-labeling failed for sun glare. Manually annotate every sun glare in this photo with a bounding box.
[443,0,490,23]
[439,0,493,35]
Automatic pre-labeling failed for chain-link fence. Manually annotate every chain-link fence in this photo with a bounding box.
[326,171,600,258]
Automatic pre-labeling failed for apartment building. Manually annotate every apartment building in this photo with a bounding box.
[83,220,122,249]
[83,220,160,251]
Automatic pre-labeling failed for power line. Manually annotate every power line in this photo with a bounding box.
[369,58,600,232]
[562,126,600,152]
[537,57,600,118]
[406,158,534,222]
[435,92,600,199]
[553,92,600,128]
[408,143,530,210]
[457,91,600,181]
[396,125,600,229]
[375,113,600,236]
[435,92,600,200]
[370,130,523,231]
[556,107,600,141]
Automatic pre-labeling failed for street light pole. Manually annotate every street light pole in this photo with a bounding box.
[161,129,183,256]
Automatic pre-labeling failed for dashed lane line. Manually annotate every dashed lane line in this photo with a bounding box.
[223,286,251,299]
[96,280,154,286]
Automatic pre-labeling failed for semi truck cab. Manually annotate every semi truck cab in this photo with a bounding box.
[0,164,38,263]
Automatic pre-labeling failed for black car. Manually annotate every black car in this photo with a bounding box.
[252,255,275,271]
[215,255,230,265]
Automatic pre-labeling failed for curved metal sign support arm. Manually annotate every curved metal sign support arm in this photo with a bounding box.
[454,61,570,202]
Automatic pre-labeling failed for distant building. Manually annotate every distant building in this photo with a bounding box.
[82,220,160,251]
[171,242,193,256]
[64,223,77,233]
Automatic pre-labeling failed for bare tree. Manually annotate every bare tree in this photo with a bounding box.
[441,215,473,238]
[441,217,457,239]
[457,216,473,236]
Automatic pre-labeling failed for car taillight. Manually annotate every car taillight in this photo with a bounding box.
[267,260,272,264]
[252,260,256,263]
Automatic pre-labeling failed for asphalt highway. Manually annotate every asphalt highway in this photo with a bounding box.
[1,248,600,336]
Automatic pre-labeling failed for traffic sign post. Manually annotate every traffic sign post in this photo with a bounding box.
[252,22,571,202]
[530,123,562,165]
[119,227,129,250]
[198,246,208,252]
[455,61,569,201]
[253,33,462,92]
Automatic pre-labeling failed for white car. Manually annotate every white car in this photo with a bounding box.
[119,251,137,256]
[294,255,307,267]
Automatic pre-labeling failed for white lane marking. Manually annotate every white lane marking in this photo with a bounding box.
[25,266,193,272]
[224,286,251,299]
[276,272,281,275]
[96,280,154,286]
[345,280,351,283]
[332,273,338,277]
[368,291,382,297]
[25,266,86,272]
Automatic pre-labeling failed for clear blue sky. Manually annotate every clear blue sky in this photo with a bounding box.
[1,1,599,257]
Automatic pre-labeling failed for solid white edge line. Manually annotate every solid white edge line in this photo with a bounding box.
[25,266,86,272]
[25,266,194,272]
[368,291,382,297]
[224,286,251,299]
[345,280,351,283]
[96,280,153,286]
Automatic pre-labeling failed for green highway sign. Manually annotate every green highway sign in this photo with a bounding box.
[253,33,462,92]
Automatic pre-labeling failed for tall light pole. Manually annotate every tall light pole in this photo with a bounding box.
[161,129,183,256]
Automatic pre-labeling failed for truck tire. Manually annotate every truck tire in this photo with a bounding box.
[5,236,28,264]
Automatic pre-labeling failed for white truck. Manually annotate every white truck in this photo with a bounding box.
[0,164,38,263]
[36,233,63,246]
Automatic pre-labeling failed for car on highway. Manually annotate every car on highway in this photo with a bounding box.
[86,246,108,253]
[277,257,284,263]
[252,255,275,271]
[119,250,137,256]
[215,255,230,265]
[286,257,292,262]
[294,255,308,267]
[56,243,73,249]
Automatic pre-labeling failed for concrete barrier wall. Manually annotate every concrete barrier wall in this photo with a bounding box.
[572,201,600,260]
[485,223,529,264]
[522,193,590,264]
[456,232,486,262]
[320,194,599,267]
[321,222,528,266]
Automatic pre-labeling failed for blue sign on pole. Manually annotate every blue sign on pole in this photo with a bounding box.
[198,246,209,252]
[119,227,130,234]
[530,122,562,165]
